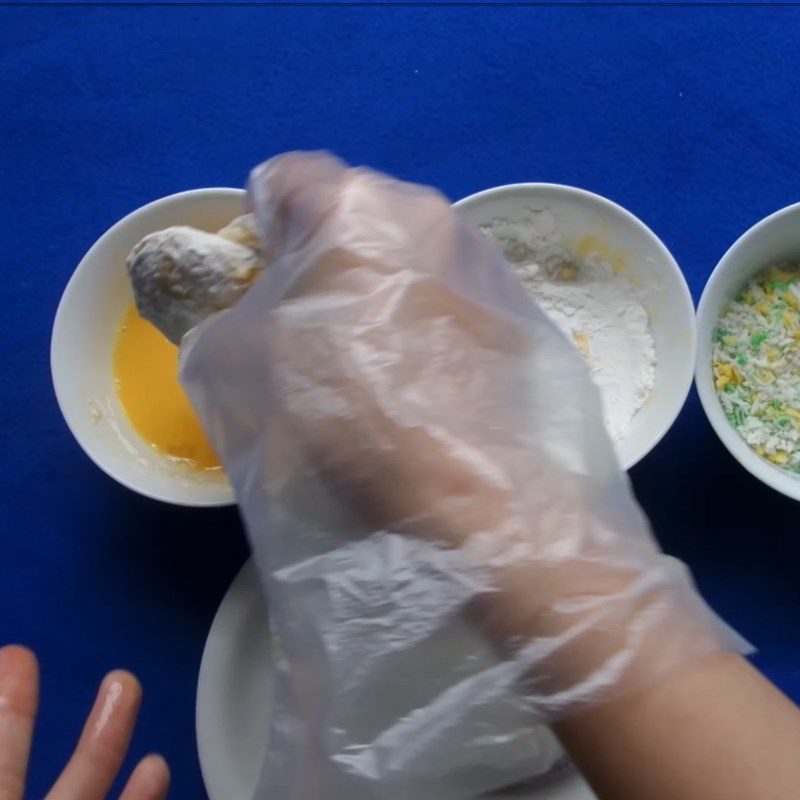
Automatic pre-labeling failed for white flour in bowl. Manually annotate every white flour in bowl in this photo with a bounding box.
[481,211,655,442]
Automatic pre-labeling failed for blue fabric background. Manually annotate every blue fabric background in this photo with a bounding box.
[2,5,800,798]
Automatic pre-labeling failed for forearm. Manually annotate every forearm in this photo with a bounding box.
[556,653,800,800]
[466,523,800,799]
[465,507,732,713]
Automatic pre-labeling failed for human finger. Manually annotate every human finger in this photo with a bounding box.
[0,645,39,800]
[117,754,169,800]
[44,670,142,800]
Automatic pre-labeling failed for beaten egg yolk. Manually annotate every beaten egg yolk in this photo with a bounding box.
[113,303,221,470]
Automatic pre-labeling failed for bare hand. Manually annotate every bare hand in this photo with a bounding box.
[0,645,169,800]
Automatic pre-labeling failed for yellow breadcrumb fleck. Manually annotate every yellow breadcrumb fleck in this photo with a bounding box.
[559,264,578,281]
[571,330,590,359]
[771,268,795,282]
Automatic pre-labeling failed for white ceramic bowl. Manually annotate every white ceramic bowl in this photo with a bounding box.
[455,183,696,470]
[51,188,244,506]
[696,201,800,502]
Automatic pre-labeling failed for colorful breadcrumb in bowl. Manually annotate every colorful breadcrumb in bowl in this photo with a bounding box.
[697,201,800,501]
[713,266,800,473]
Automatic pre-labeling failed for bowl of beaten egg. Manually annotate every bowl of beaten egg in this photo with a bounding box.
[51,189,242,506]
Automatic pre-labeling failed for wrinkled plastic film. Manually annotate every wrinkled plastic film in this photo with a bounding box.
[181,153,747,799]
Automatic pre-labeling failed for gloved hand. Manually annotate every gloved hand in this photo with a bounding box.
[177,152,745,799]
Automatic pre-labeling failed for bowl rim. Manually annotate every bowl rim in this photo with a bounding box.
[695,199,800,502]
[51,187,245,507]
[454,181,697,470]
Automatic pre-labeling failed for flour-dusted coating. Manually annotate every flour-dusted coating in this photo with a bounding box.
[127,225,262,344]
[218,214,264,254]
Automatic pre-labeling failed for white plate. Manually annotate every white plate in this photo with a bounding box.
[196,561,597,800]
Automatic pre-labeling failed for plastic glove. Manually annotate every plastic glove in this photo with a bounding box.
[179,152,746,799]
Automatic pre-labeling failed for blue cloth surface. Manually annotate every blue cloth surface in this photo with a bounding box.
[2,5,800,799]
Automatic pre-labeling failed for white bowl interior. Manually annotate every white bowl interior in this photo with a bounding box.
[696,202,800,501]
[455,184,696,469]
[52,189,245,506]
